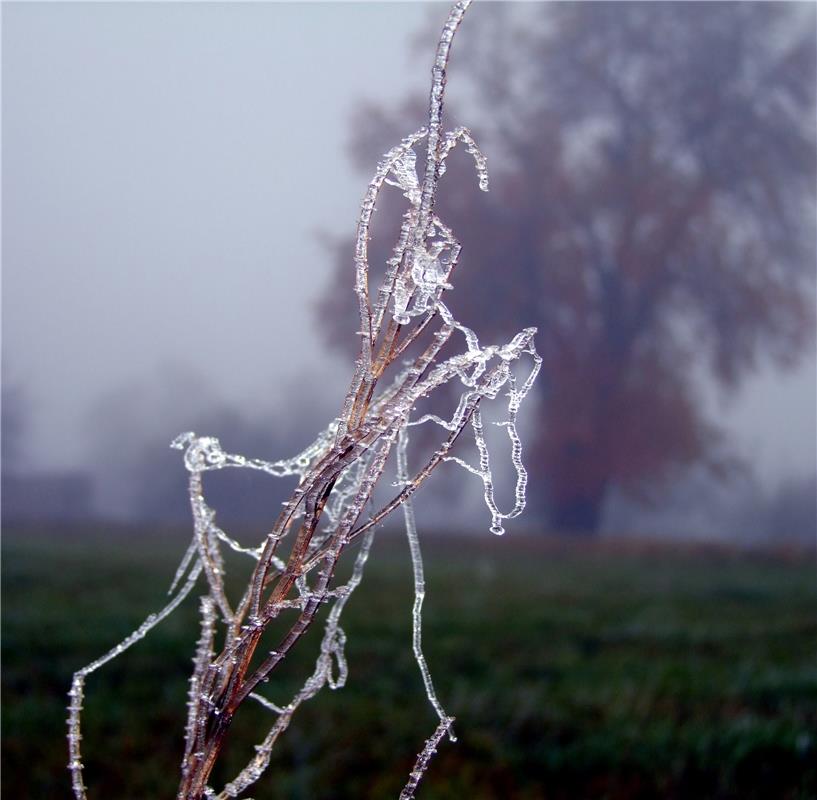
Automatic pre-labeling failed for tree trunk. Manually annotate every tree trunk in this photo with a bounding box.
[548,485,606,535]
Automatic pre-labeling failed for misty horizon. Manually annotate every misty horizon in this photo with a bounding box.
[3,3,815,539]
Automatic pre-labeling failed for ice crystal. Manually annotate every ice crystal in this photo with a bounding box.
[68,2,540,797]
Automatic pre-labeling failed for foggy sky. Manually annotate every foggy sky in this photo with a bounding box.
[3,2,815,493]
[3,1,431,469]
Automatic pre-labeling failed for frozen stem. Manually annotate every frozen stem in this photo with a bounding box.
[67,2,539,798]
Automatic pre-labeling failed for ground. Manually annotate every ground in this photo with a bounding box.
[3,524,815,799]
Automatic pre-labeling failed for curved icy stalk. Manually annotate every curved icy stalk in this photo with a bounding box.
[397,427,455,741]
[416,0,473,243]
[67,563,203,800]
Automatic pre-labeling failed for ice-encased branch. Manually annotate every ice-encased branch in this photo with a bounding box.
[399,716,456,800]
[68,1,541,797]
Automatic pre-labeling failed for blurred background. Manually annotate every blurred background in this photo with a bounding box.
[3,2,816,798]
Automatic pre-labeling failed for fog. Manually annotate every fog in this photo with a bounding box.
[3,2,815,538]
[2,2,430,465]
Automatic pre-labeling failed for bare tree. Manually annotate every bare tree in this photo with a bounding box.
[68,3,540,798]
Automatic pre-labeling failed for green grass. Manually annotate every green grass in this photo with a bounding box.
[3,524,816,799]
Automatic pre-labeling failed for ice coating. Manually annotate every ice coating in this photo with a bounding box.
[67,1,541,797]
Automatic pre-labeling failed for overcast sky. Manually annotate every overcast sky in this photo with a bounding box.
[3,2,815,492]
[3,2,432,466]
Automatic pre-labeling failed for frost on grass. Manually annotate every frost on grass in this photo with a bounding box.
[67,2,540,798]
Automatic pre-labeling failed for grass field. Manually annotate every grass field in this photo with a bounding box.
[3,524,816,799]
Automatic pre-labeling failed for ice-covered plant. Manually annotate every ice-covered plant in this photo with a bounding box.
[67,2,540,797]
